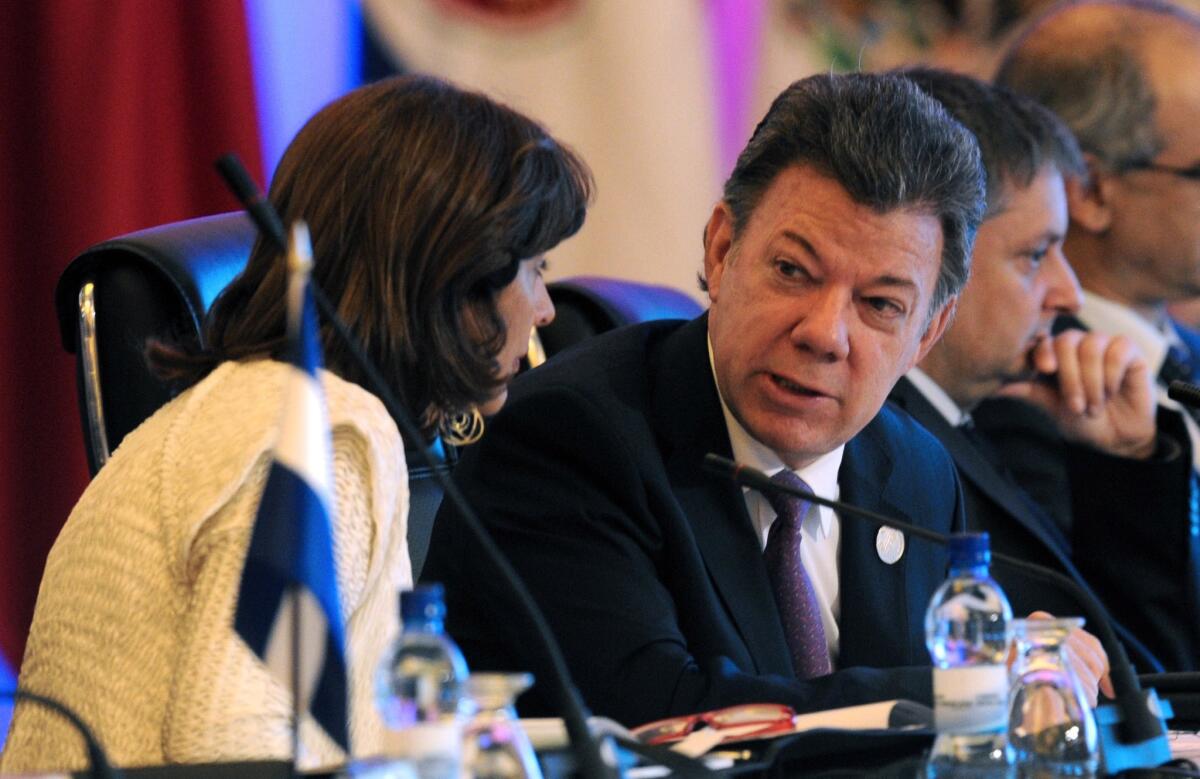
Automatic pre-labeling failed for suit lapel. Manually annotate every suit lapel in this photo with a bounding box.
[836,420,922,667]
[891,378,1076,567]
[652,316,794,677]
[887,378,1170,669]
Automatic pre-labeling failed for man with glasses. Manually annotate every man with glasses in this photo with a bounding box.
[997,0,1200,435]
[988,0,1200,671]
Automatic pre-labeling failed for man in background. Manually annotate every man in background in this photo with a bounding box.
[988,0,1200,670]
[892,68,1196,673]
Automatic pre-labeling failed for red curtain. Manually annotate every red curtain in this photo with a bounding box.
[0,0,264,669]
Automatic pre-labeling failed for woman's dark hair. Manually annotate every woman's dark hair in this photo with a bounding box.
[150,75,593,440]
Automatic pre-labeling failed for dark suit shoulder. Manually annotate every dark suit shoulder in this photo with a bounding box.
[846,399,964,536]
[868,399,959,472]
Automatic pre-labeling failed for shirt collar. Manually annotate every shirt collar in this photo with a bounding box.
[904,367,972,427]
[707,336,844,535]
[1077,291,1171,375]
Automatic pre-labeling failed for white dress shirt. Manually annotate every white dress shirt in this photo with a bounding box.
[905,367,971,427]
[708,339,844,661]
[1077,291,1200,472]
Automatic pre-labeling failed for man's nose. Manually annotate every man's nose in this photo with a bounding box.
[790,290,850,361]
[1043,248,1083,315]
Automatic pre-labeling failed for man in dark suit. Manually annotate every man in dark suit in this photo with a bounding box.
[891,69,1198,673]
[422,72,1108,728]
[996,0,1200,669]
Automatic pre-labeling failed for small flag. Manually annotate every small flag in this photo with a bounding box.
[234,221,348,750]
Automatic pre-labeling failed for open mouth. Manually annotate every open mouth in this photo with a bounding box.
[771,374,827,398]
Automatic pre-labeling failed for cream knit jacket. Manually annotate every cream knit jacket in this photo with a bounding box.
[0,360,411,773]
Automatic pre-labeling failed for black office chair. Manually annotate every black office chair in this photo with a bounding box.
[53,211,452,578]
[55,211,257,474]
[536,275,705,359]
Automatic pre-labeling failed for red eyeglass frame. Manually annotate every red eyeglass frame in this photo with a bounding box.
[632,703,797,746]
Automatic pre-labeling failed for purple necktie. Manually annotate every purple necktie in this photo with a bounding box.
[763,470,832,678]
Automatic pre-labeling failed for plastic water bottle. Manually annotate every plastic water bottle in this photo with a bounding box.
[925,532,1014,777]
[375,583,469,779]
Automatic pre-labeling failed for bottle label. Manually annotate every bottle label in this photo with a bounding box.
[380,721,462,779]
[932,665,1009,734]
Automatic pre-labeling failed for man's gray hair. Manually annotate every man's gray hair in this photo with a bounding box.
[716,72,986,311]
[996,0,1200,170]
[902,67,1085,217]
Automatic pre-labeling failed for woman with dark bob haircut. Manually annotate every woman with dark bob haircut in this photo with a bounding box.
[1,75,592,773]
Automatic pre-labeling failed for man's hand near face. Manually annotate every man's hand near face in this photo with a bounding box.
[997,330,1157,460]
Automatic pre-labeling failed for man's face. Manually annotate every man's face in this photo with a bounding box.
[929,168,1080,408]
[705,165,953,469]
[1105,31,1200,302]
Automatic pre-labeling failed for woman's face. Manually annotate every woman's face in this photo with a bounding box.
[478,257,556,416]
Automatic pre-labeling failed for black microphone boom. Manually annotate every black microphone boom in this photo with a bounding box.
[702,453,1175,775]
[1167,379,1200,409]
[215,154,286,250]
[214,155,623,779]
[1,688,123,779]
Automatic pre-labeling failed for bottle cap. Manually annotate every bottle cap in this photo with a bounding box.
[948,532,990,569]
[401,583,447,623]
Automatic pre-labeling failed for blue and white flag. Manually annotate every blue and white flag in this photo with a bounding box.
[235,221,348,750]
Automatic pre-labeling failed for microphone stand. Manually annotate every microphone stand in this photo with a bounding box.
[702,453,1176,775]
[215,155,625,779]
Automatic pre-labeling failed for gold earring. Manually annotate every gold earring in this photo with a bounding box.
[441,407,485,446]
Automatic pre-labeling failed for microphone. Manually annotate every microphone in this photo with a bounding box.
[1,688,123,779]
[215,154,286,249]
[702,453,1176,775]
[214,155,624,779]
[1167,379,1200,409]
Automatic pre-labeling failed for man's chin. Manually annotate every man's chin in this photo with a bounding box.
[1003,360,1043,386]
[1001,375,1036,390]
[749,421,847,470]
[993,371,1050,401]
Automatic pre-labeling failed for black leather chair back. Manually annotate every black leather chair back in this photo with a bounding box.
[538,275,704,358]
[54,211,257,474]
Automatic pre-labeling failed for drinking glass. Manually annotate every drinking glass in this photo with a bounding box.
[461,672,544,779]
[1007,618,1098,777]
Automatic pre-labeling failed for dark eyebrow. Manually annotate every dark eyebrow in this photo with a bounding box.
[1023,230,1065,248]
[781,230,819,259]
[870,276,920,294]
[782,230,919,294]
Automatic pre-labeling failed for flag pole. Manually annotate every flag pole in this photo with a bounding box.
[285,224,313,778]
[292,582,301,778]
[234,216,350,774]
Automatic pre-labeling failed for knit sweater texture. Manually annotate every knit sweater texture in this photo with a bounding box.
[0,359,411,772]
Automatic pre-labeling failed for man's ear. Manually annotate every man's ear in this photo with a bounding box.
[703,202,734,301]
[914,296,957,366]
[1066,153,1115,234]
